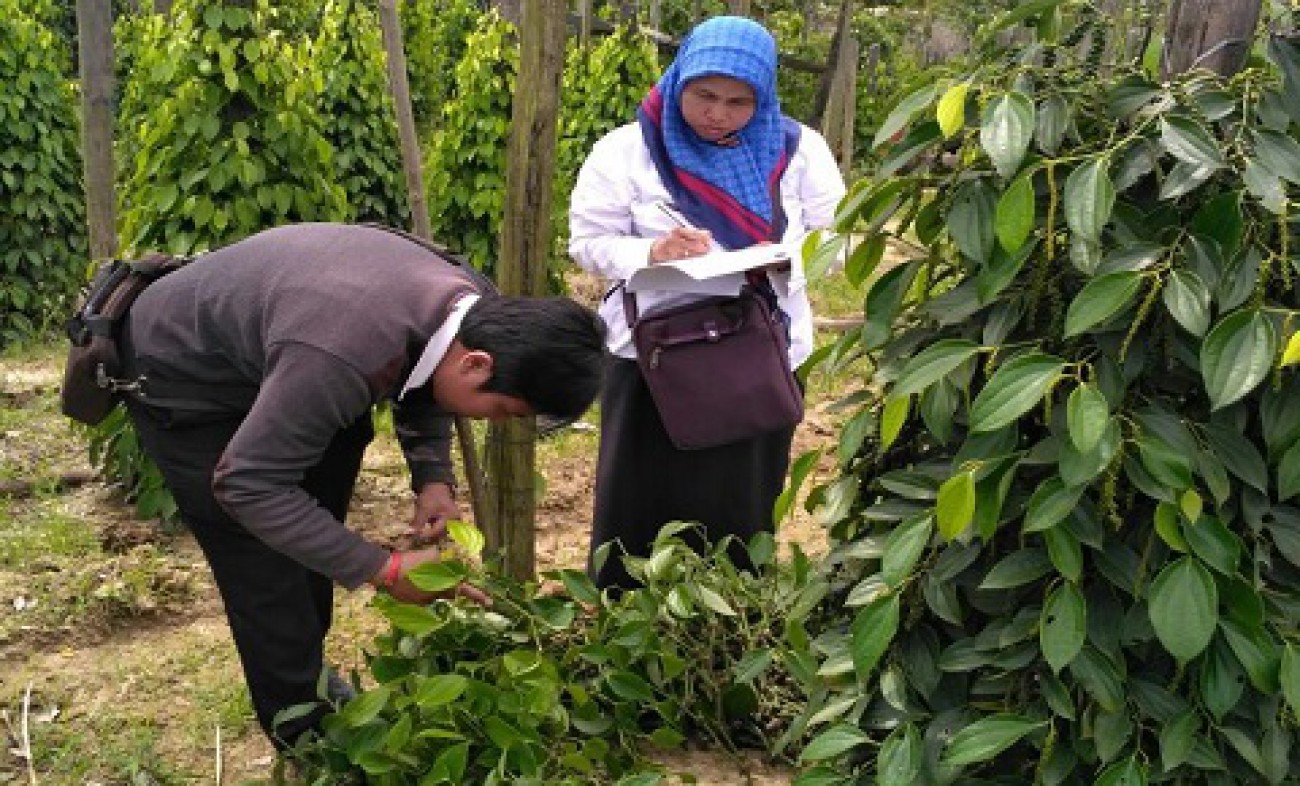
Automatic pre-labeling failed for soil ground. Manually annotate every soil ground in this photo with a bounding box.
[0,280,861,784]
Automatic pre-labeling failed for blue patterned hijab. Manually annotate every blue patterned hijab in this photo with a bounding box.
[638,16,801,249]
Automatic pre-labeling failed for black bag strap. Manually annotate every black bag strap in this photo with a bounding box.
[359,222,499,296]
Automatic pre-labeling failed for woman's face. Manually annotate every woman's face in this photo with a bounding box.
[679,75,757,143]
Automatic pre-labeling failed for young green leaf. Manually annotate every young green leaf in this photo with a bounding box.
[936,82,971,138]
[936,470,977,539]
[1281,331,1300,368]
[995,173,1036,253]
[880,394,911,451]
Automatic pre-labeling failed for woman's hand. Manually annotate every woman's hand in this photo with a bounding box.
[650,227,712,263]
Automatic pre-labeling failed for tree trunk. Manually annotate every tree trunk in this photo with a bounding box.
[1163,0,1262,78]
[482,0,566,579]
[811,0,851,127]
[76,0,117,262]
[377,0,490,534]
[153,0,173,13]
[726,0,751,16]
[491,0,523,26]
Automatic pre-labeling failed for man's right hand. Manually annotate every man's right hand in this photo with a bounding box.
[372,547,492,607]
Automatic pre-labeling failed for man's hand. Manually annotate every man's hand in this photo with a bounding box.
[372,547,492,607]
[410,482,459,545]
[650,227,712,263]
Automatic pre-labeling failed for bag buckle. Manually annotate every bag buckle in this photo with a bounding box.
[95,364,146,394]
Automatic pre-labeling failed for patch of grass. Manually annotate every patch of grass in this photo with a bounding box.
[0,506,100,567]
[16,699,193,784]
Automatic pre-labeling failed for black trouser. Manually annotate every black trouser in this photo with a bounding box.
[589,357,795,589]
[125,400,373,748]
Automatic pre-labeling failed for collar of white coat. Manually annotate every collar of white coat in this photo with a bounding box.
[397,294,480,401]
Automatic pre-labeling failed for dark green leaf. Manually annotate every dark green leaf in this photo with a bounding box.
[980,548,1053,590]
[1243,161,1286,214]
[1221,619,1281,693]
[1162,269,1211,336]
[801,723,869,763]
[1160,115,1225,169]
[1044,526,1083,581]
[1023,477,1083,533]
[1064,158,1115,241]
[1036,93,1069,154]
[1064,271,1144,336]
[1148,557,1217,661]
[1277,441,1300,500]
[1281,645,1300,715]
[948,180,998,264]
[1158,710,1198,772]
[1070,647,1126,712]
[883,514,933,587]
[980,92,1036,179]
[1159,161,1216,200]
[850,593,900,680]
[1067,383,1110,453]
[894,340,982,399]
[970,352,1066,433]
[877,723,922,786]
[1191,192,1244,256]
[1185,515,1242,574]
[879,122,943,178]
[874,85,938,148]
[1250,128,1300,184]
[942,713,1044,767]
[1040,582,1086,673]
[1200,310,1277,410]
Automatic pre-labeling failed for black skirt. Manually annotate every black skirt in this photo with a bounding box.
[589,356,796,589]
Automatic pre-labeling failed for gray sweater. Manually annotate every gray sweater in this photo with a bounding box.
[127,223,480,588]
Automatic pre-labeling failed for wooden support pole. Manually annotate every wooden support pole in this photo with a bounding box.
[76,0,117,263]
[482,0,566,579]
[377,0,491,534]
[837,37,858,172]
[1163,0,1261,78]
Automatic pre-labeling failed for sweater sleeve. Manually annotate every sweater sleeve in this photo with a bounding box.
[211,342,388,589]
[391,384,456,492]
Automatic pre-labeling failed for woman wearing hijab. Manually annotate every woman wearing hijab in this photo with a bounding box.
[569,16,846,589]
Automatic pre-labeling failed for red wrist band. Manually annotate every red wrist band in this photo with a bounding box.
[382,552,402,588]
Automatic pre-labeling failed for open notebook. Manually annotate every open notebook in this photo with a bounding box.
[624,243,796,296]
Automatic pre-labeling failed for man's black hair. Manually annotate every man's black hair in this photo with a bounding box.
[458,296,607,421]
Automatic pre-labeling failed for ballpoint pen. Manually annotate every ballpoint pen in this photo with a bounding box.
[656,201,698,230]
